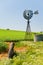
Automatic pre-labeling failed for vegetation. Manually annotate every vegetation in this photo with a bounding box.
[0,29,43,65]
[0,42,8,53]
[0,41,43,65]
[0,29,42,41]
[0,29,25,41]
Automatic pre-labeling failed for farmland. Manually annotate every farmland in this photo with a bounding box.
[0,29,43,65]
[0,29,25,41]
[0,29,34,41]
[0,29,42,41]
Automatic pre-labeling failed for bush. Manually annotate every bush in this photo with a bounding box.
[6,28,10,30]
[0,42,8,53]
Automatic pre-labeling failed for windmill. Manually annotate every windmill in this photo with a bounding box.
[23,10,39,40]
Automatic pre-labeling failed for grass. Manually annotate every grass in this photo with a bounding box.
[0,29,43,65]
[0,41,43,65]
[0,29,25,41]
[0,29,42,41]
[0,42,8,53]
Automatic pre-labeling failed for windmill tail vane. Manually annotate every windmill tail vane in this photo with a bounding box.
[34,10,39,15]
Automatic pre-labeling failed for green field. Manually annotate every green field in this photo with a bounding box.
[0,29,25,41]
[0,29,42,41]
[0,29,35,41]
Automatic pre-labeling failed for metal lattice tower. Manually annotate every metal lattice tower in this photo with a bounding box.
[23,10,39,40]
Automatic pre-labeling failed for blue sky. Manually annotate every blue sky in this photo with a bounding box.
[0,0,43,32]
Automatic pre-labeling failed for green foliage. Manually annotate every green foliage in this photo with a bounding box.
[0,42,8,53]
[0,41,43,65]
[15,41,27,47]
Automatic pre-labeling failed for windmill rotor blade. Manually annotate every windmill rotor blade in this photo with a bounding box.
[23,10,33,20]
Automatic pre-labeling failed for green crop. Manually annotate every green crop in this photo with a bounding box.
[0,29,42,41]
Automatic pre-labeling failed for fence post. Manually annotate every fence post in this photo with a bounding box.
[8,42,15,58]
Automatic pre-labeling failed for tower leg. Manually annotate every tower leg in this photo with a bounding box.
[25,20,31,40]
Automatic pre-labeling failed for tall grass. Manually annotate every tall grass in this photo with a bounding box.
[0,41,43,65]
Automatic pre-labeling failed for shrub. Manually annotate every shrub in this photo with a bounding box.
[0,42,8,53]
[6,28,10,30]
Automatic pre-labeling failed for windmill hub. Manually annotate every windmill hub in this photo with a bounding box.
[23,10,33,20]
